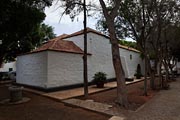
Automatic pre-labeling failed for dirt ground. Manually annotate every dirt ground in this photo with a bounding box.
[0,79,160,120]
[77,80,159,111]
[0,85,110,120]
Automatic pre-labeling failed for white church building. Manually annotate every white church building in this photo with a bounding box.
[16,28,144,89]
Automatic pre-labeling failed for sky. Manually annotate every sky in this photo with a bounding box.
[44,1,99,36]
[44,0,134,41]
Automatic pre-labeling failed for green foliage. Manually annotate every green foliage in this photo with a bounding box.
[0,0,53,63]
[29,23,56,48]
[61,0,83,20]
[148,52,156,60]
[96,14,133,39]
[60,0,96,21]
[118,40,137,49]
[40,23,56,40]
[92,72,107,84]
[0,72,10,80]
[140,53,145,60]
[97,0,180,60]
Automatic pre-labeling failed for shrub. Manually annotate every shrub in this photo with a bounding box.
[134,64,143,79]
[93,72,107,84]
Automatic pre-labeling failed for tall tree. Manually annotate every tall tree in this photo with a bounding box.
[83,0,88,97]
[98,0,129,107]
[60,0,90,97]
[30,23,56,47]
[60,0,129,107]
[97,0,180,90]
[0,0,53,65]
[146,0,180,88]
[98,0,154,95]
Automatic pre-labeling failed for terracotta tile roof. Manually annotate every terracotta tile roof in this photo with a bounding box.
[63,27,140,53]
[49,34,69,41]
[119,44,140,53]
[20,27,140,56]
[63,27,109,39]
[32,39,84,54]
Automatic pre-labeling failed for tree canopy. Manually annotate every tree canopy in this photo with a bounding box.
[0,0,54,64]
[97,0,180,90]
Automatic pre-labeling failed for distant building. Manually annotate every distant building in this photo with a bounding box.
[0,61,16,72]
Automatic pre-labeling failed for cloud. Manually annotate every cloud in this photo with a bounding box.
[44,0,98,35]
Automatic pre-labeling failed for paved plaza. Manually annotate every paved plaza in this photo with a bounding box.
[110,77,180,120]
[126,77,180,120]
[57,77,180,120]
[25,78,144,100]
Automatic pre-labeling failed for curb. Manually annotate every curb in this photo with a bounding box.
[24,79,144,101]
[63,100,112,118]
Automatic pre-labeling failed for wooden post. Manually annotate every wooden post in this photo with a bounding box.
[83,0,88,97]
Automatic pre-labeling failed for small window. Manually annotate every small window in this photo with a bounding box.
[9,68,13,72]
[130,54,132,60]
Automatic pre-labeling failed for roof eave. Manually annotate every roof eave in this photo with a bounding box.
[17,49,92,56]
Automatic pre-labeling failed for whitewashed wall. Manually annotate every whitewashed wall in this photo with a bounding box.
[0,61,16,72]
[87,33,115,80]
[65,33,115,81]
[16,52,48,88]
[177,62,180,74]
[47,51,85,88]
[17,32,144,89]
[65,32,144,80]
[119,48,144,78]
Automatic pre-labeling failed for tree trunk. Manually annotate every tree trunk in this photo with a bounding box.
[158,61,162,88]
[150,71,155,89]
[0,57,3,68]
[163,61,169,88]
[111,40,128,107]
[169,67,174,80]
[147,58,155,89]
[99,0,128,108]
[83,0,88,97]
[107,19,129,107]
[144,55,148,96]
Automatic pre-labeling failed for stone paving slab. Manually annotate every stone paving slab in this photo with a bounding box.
[126,78,180,120]
[109,116,125,120]
[43,83,117,100]
[63,98,113,113]
[42,78,144,100]
[24,78,143,100]
[63,98,127,120]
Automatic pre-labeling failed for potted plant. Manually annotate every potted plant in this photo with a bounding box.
[93,72,107,88]
[134,64,143,79]
[134,73,142,79]
[125,77,134,81]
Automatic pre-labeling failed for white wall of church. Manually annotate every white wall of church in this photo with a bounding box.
[65,33,144,80]
[16,51,48,88]
[47,51,85,88]
[17,32,144,89]
[119,48,144,78]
